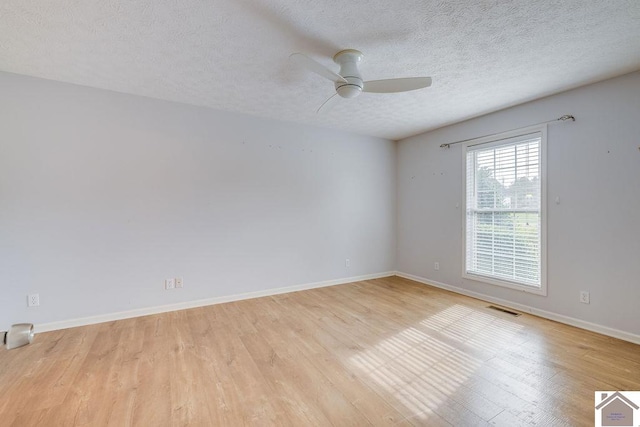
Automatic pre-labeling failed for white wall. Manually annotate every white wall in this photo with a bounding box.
[0,72,396,328]
[397,71,640,338]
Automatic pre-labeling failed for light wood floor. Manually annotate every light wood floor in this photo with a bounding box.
[1,276,638,426]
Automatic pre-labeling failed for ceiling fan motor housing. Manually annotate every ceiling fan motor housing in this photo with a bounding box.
[334,49,364,98]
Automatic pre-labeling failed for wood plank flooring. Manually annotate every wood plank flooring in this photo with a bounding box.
[1,276,638,426]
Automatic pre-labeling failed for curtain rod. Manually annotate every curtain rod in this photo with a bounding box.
[439,114,575,149]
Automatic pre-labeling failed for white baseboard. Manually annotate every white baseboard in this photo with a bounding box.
[35,270,640,345]
[36,271,396,333]
[395,271,640,345]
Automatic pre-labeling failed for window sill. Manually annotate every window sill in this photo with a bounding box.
[463,272,547,296]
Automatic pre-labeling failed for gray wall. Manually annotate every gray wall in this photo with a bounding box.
[397,71,640,336]
[0,72,396,328]
[3,69,638,338]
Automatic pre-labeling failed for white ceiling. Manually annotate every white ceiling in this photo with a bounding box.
[1,0,639,140]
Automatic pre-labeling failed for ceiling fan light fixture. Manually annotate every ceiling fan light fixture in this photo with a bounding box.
[335,79,363,98]
[336,84,362,98]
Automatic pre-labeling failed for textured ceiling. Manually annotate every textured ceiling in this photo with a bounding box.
[1,0,639,140]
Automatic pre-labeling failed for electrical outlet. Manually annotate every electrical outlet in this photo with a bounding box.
[434,262,440,271]
[579,291,590,304]
[345,259,350,268]
[165,279,175,290]
[27,294,40,307]
[175,277,183,288]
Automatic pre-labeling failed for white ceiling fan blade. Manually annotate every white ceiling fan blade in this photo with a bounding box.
[290,53,347,83]
[363,77,432,93]
[316,93,341,114]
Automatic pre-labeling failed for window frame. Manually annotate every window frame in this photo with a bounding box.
[461,124,547,296]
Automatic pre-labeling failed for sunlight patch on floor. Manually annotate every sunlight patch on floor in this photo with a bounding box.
[349,304,528,420]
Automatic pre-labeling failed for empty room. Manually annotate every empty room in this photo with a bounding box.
[1,1,639,426]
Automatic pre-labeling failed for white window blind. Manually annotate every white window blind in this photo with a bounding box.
[465,131,544,291]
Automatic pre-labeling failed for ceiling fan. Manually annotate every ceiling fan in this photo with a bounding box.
[290,49,432,113]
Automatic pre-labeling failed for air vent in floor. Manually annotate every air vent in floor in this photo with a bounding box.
[487,305,522,317]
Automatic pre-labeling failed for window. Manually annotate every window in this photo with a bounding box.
[463,125,546,295]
